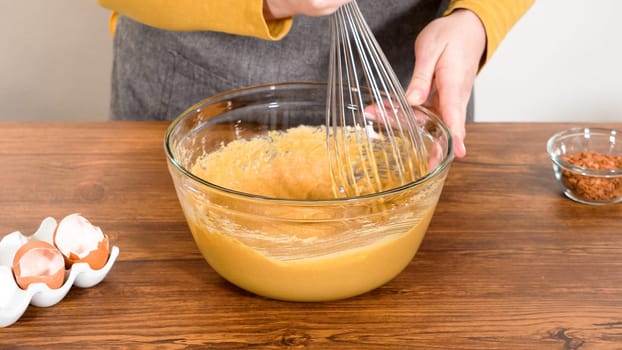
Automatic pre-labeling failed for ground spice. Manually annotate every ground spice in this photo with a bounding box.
[561,151,622,202]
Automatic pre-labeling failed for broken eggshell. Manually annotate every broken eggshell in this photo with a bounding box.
[12,240,65,290]
[53,213,110,270]
[0,216,119,328]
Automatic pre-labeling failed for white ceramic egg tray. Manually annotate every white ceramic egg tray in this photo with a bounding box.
[0,217,119,327]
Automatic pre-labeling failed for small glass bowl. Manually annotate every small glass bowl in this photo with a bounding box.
[546,127,622,205]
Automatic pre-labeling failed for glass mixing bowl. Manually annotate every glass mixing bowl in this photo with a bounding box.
[164,82,453,301]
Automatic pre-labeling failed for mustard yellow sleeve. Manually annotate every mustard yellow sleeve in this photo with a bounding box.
[97,0,293,40]
[445,0,535,64]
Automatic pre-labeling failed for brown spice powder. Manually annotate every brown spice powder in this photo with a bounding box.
[560,151,622,202]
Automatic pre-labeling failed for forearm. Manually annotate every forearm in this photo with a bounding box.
[445,0,535,64]
[97,0,292,40]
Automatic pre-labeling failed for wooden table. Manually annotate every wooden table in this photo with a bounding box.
[1,122,621,349]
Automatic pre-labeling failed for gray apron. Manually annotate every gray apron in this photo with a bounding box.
[109,0,473,121]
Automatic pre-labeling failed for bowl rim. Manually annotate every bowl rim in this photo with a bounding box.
[164,81,454,204]
[546,127,622,177]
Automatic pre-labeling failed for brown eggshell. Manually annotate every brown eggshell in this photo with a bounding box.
[12,240,65,290]
[53,214,110,270]
[65,235,109,270]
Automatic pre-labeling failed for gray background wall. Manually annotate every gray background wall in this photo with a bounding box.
[474,0,622,122]
[1,0,620,122]
[0,0,112,121]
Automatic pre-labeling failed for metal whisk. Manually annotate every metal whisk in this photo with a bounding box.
[326,1,429,198]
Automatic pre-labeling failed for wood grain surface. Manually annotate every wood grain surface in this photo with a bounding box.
[1,122,621,349]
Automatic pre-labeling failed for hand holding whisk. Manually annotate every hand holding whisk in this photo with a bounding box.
[326,0,429,198]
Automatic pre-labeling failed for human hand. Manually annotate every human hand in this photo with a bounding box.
[263,0,353,20]
[405,9,486,158]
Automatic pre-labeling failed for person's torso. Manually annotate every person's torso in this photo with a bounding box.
[112,0,446,120]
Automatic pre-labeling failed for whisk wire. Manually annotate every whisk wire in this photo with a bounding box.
[349,3,427,181]
[327,11,361,196]
[345,4,409,183]
[327,1,428,197]
[340,7,384,195]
